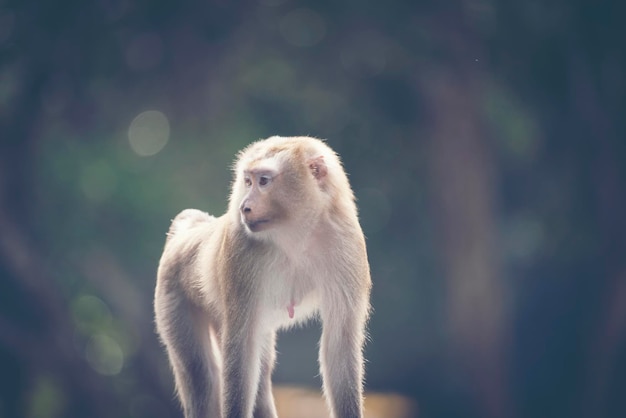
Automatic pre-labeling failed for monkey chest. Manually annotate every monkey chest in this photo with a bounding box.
[259,269,320,328]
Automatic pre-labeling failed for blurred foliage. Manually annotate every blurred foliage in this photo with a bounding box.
[1,0,625,417]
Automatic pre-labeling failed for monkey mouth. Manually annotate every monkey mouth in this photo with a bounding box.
[245,219,271,232]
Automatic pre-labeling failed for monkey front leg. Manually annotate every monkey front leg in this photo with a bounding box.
[253,331,278,418]
[221,319,264,418]
[319,302,368,418]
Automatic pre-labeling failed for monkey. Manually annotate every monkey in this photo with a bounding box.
[154,136,372,418]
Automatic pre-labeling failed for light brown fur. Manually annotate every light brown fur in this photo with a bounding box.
[154,136,371,418]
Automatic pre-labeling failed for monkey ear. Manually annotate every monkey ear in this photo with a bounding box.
[308,156,327,180]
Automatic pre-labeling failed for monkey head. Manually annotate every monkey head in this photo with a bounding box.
[231,137,331,236]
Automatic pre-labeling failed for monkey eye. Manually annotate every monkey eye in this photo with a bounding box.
[244,177,252,187]
[259,175,271,186]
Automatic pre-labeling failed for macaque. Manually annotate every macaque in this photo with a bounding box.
[154,136,372,418]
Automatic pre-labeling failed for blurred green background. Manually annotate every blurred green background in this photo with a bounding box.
[1,0,625,417]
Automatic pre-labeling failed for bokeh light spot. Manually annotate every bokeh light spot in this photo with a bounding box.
[71,294,113,334]
[27,375,66,418]
[128,110,170,157]
[85,334,125,376]
[279,9,326,47]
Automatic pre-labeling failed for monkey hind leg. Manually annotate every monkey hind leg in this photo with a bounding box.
[156,291,221,418]
[166,209,215,242]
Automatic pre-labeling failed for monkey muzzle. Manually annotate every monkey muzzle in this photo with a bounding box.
[240,199,272,232]
[241,209,270,232]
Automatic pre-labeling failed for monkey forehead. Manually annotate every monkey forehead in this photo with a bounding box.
[242,160,280,176]
[235,136,341,171]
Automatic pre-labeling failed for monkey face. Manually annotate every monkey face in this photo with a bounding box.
[239,169,285,233]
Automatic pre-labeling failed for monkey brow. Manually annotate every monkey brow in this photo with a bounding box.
[244,167,280,177]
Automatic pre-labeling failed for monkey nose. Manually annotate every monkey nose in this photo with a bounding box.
[240,203,251,214]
